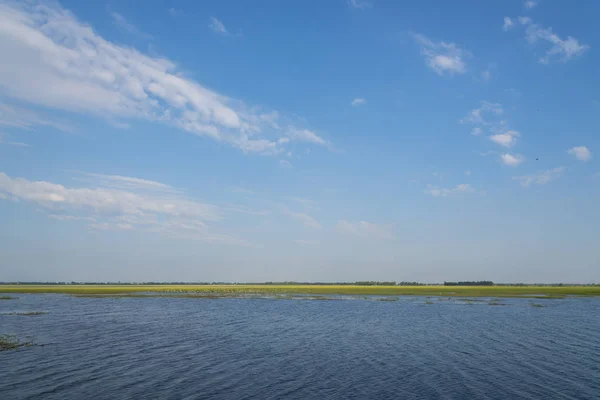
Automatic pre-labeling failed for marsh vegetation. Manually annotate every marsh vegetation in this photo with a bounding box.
[1,284,598,298]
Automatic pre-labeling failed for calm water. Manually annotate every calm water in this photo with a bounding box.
[1,295,599,399]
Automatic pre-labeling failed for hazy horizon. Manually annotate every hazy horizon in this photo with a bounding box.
[1,0,599,283]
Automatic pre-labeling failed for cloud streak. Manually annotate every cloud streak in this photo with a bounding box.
[0,171,251,244]
[209,17,228,35]
[337,220,394,239]
[514,167,564,187]
[110,11,152,39]
[507,17,590,64]
[425,183,475,197]
[0,2,327,154]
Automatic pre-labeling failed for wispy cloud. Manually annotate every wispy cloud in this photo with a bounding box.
[0,103,72,132]
[425,183,475,197]
[348,0,372,9]
[279,159,292,168]
[337,220,394,240]
[82,172,174,192]
[481,69,491,82]
[514,167,564,187]
[0,2,326,155]
[110,11,152,39]
[568,146,592,162]
[286,128,327,146]
[289,197,319,210]
[209,17,228,35]
[460,101,525,150]
[460,101,504,137]
[351,98,366,106]
[48,214,96,222]
[281,207,322,229]
[500,153,525,167]
[524,0,539,9]
[0,134,30,147]
[507,17,590,64]
[0,171,249,245]
[413,33,469,76]
[168,8,182,17]
[503,17,514,31]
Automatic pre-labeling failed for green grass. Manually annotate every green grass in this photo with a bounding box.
[0,284,598,298]
[0,335,33,351]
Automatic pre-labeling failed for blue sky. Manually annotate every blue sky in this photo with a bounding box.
[1,0,599,283]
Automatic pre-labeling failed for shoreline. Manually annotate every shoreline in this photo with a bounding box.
[1,285,599,298]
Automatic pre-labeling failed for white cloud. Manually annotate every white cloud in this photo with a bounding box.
[5,141,29,147]
[500,153,525,167]
[351,98,366,106]
[209,17,228,35]
[460,101,503,126]
[515,18,590,63]
[279,159,292,168]
[518,16,532,25]
[568,146,592,162]
[0,103,72,132]
[82,172,173,191]
[348,0,372,9]
[0,171,250,244]
[281,208,322,229]
[413,33,469,76]
[289,197,319,210]
[0,134,30,147]
[490,130,520,148]
[465,170,471,176]
[110,11,152,39]
[48,214,96,221]
[286,128,327,146]
[460,101,505,136]
[90,222,133,231]
[481,69,491,81]
[503,17,514,31]
[337,220,394,240]
[425,183,475,197]
[514,167,564,187]
[524,1,538,9]
[0,171,219,220]
[0,2,326,154]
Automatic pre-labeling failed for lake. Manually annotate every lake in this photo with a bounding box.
[1,295,599,399]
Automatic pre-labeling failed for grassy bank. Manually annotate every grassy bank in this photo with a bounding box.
[0,284,599,298]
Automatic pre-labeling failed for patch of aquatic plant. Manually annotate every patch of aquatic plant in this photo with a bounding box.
[530,302,545,308]
[0,334,33,351]
[0,296,16,300]
[488,300,507,306]
[377,297,399,301]
[3,311,48,316]
[425,300,434,305]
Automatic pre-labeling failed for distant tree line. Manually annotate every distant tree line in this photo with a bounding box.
[397,282,428,286]
[444,281,494,286]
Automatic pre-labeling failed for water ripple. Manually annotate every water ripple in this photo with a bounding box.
[1,295,599,399]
